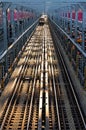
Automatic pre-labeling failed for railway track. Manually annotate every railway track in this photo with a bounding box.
[0,20,86,130]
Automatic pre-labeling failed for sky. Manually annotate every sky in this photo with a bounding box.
[2,0,86,13]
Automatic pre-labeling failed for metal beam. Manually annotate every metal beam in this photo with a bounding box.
[50,18,86,58]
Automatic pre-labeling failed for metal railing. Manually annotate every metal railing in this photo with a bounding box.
[49,17,86,58]
[0,18,39,62]
[0,18,39,89]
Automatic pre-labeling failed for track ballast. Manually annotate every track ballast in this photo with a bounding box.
[0,21,85,130]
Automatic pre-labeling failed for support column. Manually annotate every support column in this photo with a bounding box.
[0,62,5,91]
[75,11,78,42]
[82,11,85,51]
[70,8,72,37]
[2,8,8,50]
[2,4,10,72]
[11,9,15,40]
[76,52,80,76]
[84,65,86,89]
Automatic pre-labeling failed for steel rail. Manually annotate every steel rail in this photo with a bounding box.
[38,29,45,130]
[44,25,49,130]
[26,26,43,130]
[0,65,24,130]
[49,41,61,130]
[52,25,86,129]
[26,45,40,130]
[59,48,86,129]
[0,36,35,130]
